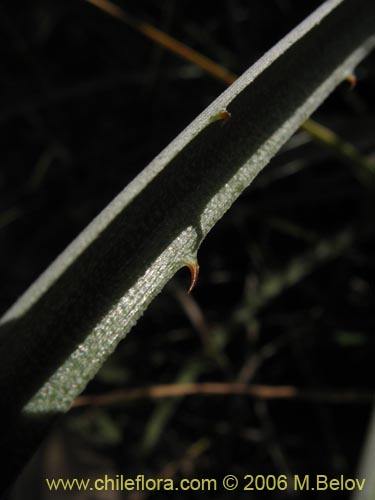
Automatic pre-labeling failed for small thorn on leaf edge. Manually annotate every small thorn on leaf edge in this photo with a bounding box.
[346,73,357,90]
[186,261,200,294]
[210,110,231,126]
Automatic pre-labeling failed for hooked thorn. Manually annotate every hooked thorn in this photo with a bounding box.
[186,260,200,294]
[345,73,357,90]
[210,109,231,126]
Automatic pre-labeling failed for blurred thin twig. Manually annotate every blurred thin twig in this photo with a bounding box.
[169,283,211,347]
[72,383,373,408]
[83,0,237,84]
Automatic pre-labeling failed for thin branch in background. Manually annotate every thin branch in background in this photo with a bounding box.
[237,335,290,384]
[240,230,354,319]
[302,119,375,187]
[169,283,211,347]
[83,0,237,84]
[71,383,374,409]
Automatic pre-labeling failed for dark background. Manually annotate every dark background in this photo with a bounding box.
[1,0,374,498]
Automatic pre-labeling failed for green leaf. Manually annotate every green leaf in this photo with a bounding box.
[1,0,375,488]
